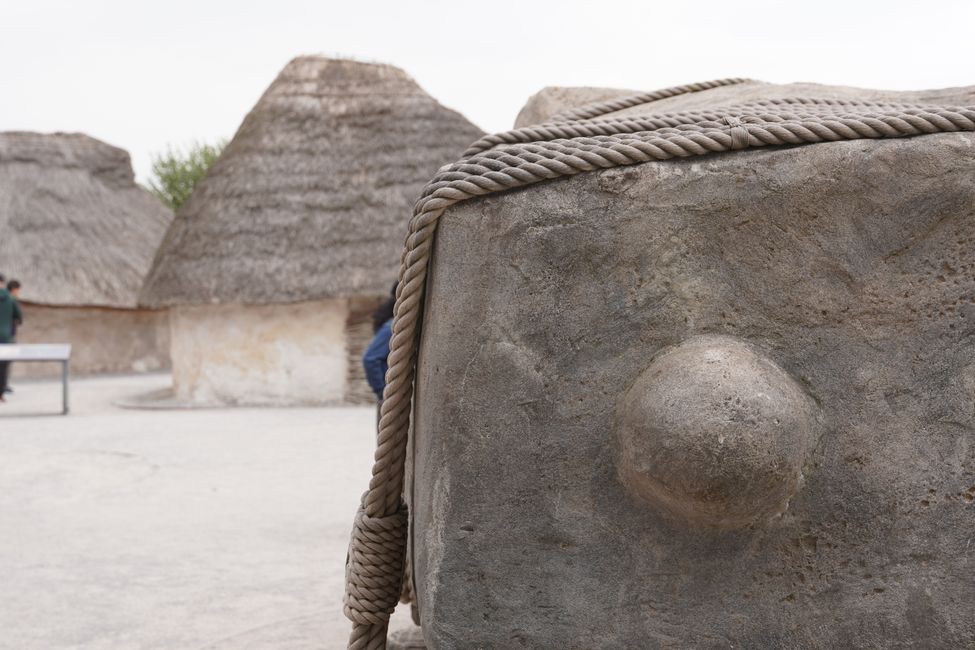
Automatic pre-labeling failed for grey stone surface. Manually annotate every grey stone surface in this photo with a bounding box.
[512,80,975,127]
[412,131,975,648]
[606,81,975,121]
[513,86,638,127]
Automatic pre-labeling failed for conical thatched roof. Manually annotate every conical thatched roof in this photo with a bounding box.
[140,56,484,307]
[0,132,173,308]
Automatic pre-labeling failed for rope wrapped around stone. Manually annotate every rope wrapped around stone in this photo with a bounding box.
[344,498,408,649]
[344,77,975,649]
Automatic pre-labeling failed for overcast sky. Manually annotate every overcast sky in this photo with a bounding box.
[2,0,973,182]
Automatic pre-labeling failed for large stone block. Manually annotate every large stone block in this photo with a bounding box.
[411,131,975,647]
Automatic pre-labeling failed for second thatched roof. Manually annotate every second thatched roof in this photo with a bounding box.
[0,132,173,308]
[140,56,484,307]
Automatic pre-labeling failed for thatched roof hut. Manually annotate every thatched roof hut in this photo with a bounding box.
[141,56,484,307]
[0,132,173,376]
[139,56,484,405]
[0,132,172,308]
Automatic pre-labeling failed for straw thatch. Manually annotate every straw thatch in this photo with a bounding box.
[140,56,484,307]
[0,132,173,308]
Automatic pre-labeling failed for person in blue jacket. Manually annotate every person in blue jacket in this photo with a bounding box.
[363,284,396,401]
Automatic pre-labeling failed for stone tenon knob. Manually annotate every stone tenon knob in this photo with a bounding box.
[617,335,822,528]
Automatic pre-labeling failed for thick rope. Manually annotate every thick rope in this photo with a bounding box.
[344,498,408,649]
[548,77,755,121]
[460,101,964,158]
[344,79,975,649]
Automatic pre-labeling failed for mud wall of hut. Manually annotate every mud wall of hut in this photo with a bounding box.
[169,299,359,406]
[12,304,170,378]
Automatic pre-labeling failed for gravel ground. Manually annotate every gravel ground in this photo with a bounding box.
[0,373,414,649]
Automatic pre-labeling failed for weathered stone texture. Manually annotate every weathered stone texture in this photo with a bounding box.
[513,80,975,127]
[412,132,975,648]
[514,86,638,127]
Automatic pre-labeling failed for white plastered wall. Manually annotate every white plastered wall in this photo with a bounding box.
[170,299,349,406]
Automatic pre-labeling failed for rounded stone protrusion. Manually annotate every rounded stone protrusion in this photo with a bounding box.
[617,335,821,528]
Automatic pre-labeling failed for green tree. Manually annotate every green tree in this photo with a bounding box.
[146,140,226,212]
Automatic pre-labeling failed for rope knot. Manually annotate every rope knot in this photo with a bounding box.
[723,116,750,150]
[343,499,408,627]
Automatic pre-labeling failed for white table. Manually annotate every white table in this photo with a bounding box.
[0,344,71,414]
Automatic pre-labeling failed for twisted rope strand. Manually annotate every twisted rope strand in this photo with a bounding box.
[548,77,755,121]
[344,78,975,649]
[462,101,971,157]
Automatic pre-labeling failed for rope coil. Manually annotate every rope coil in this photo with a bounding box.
[344,77,975,649]
[344,498,408,649]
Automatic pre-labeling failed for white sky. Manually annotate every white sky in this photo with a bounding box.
[2,0,973,182]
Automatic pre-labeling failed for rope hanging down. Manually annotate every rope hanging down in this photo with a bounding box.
[343,77,975,649]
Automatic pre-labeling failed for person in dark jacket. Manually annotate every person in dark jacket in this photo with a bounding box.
[0,275,24,402]
[7,280,21,338]
[362,284,396,401]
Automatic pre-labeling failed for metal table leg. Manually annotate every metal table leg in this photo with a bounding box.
[62,359,70,415]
